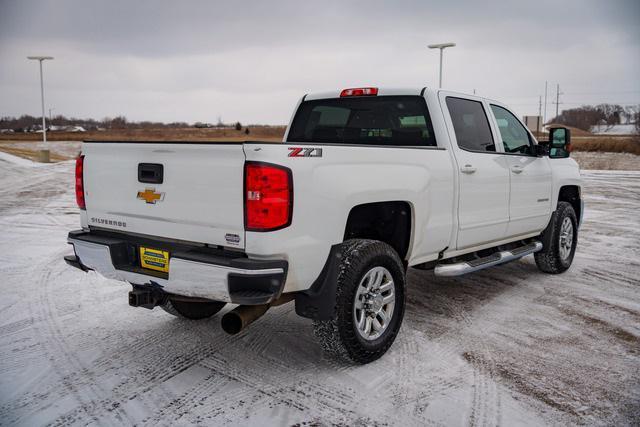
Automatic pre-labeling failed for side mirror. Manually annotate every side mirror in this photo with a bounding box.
[548,127,571,158]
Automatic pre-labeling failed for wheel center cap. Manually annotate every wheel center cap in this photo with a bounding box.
[370,294,384,312]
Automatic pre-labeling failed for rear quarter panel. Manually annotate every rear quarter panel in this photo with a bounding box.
[244,143,455,293]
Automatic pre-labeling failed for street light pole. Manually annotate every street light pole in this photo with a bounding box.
[438,48,443,88]
[428,43,456,88]
[27,56,53,161]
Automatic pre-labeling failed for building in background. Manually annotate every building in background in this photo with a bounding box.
[523,115,543,133]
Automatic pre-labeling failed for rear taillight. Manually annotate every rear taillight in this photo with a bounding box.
[75,155,86,210]
[244,162,292,231]
[340,87,378,97]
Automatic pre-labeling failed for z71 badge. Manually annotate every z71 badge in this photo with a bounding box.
[288,147,323,158]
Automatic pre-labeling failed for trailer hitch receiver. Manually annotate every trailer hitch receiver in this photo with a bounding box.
[128,286,165,309]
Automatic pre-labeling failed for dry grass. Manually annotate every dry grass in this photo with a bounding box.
[0,126,287,142]
[2,127,638,164]
[0,145,69,162]
[571,136,640,155]
[571,152,639,170]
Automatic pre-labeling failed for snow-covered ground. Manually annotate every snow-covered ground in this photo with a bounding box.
[0,140,82,160]
[590,124,638,135]
[571,151,640,171]
[0,152,638,426]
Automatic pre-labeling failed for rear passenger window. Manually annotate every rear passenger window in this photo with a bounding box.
[446,97,495,152]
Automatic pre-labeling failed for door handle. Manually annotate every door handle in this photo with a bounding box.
[460,164,477,174]
[510,165,524,174]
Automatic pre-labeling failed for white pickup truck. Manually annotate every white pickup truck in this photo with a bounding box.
[65,87,582,364]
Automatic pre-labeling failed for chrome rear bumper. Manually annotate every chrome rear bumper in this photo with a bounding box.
[66,230,287,305]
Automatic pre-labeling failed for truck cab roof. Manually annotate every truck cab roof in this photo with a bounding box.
[304,87,426,101]
[303,87,504,107]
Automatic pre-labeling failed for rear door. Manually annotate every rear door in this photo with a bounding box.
[441,94,510,249]
[82,142,246,248]
[488,104,553,236]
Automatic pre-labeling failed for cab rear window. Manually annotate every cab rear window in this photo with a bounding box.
[286,96,437,146]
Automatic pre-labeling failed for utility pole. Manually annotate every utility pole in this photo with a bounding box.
[428,42,456,88]
[554,83,563,119]
[543,81,548,125]
[27,56,54,162]
[538,95,542,134]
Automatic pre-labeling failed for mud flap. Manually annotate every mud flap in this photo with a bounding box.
[294,243,344,321]
[539,208,558,250]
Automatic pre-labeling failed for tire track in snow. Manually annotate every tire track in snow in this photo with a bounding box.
[3,158,640,425]
[425,275,506,427]
[0,262,108,426]
[390,328,465,422]
[28,253,133,426]
[105,319,240,405]
[140,371,231,425]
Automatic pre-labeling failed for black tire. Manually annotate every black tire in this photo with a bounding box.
[535,201,578,274]
[161,298,226,320]
[313,239,406,364]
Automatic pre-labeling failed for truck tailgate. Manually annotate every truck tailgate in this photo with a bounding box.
[82,142,246,249]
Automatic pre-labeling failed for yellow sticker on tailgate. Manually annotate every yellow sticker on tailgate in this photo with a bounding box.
[139,247,170,273]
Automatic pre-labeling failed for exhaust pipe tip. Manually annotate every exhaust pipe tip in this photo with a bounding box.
[221,312,243,335]
[219,295,294,335]
[220,304,271,335]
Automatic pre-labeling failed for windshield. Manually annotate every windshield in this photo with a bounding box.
[287,96,437,146]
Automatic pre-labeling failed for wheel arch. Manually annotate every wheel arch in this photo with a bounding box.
[343,200,413,261]
[295,201,413,321]
[557,185,582,227]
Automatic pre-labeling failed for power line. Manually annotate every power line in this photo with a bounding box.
[500,90,640,99]
[506,100,640,107]
[507,100,640,106]
[562,90,640,95]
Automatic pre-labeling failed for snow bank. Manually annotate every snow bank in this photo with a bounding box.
[590,124,638,135]
[0,150,40,167]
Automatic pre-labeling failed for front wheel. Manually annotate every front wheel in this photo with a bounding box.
[313,239,406,364]
[535,201,578,274]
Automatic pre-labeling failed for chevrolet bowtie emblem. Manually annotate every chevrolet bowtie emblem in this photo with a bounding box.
[137,188,165,204]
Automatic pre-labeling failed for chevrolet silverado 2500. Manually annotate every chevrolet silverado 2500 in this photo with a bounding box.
[65,87,582,364]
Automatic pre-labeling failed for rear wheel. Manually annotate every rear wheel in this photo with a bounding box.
[161,298,226,320]
[313,239,406,364]
[535,201,578,274]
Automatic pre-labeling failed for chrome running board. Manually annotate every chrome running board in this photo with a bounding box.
[434,241,543,277]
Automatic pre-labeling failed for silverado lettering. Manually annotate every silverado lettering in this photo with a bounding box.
[90,217,126,227]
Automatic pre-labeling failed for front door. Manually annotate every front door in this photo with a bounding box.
[488,104,553,236]
[442,95,511,249]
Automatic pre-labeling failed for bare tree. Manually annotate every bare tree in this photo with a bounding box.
[551,104,627,131]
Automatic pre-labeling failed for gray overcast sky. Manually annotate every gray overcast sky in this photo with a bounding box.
[1,0,639,124]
